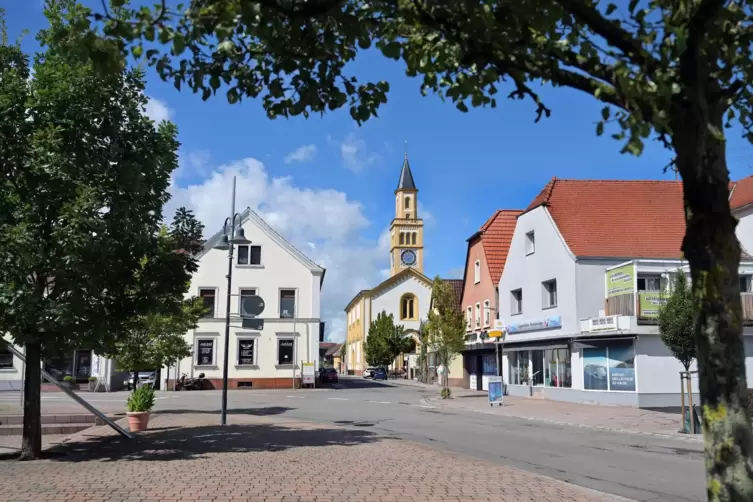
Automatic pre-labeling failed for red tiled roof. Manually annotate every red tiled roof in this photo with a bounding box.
[730,175,753,210]
[441,278,464,312]
[525,177,687,259]
[480,210,523,284]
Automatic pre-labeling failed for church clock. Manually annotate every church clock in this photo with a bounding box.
[401,249,417,267]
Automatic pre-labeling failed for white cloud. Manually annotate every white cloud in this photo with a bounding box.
[284,144,317,164]
[145,96,173,124]
[336,133,378,172]
[166,157,388,342]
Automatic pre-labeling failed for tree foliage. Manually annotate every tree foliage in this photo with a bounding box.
[109,209,206,379]
[364,310,400,368]
[0,1,183,459]
[659,271,696,371]
[425,277,465,387]
[80,0,753,496]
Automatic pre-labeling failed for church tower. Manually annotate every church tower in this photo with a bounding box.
[389,153,424,276]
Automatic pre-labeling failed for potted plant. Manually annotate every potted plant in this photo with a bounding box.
[62,375,74,389]
[126,384,155,432]
[88,376,97,392]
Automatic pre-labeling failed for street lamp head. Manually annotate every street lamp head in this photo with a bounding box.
[214,234,230,250]
[230,227,251,245]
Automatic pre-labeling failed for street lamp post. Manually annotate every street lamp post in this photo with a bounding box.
[484,305,502,378]
[213,176,251,426]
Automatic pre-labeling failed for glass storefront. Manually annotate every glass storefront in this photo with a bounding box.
[43,349,93,382]
[508,347,571,387]
[583,340,635,392]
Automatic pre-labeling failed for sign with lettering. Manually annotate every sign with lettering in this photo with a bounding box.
[507,316,562,334]
[197,339,214,366]
[588,316,619,332]
[238,339,255,366]
[606,263,635,297]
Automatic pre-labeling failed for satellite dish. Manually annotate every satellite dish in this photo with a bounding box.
[241,295,265,317]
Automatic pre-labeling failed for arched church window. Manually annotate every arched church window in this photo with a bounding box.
[400,294,417,320]
[411,233,417,245]
[404,196,411,209]
[399,232,405,245]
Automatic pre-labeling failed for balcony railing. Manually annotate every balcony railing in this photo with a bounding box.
[606,292,753,324]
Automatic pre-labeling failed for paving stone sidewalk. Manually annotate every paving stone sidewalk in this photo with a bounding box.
[424,389,698,440]
[0,411,632,502]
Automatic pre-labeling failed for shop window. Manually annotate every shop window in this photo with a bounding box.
[277,338,295,365]
[196,338,215,366]
[583,341,635,391]
[544,348,571,388]
[237,338,257,366]
[508,351,529,385]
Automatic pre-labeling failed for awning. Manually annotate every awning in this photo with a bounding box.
[502,340,570,352]
[572,335,637,349]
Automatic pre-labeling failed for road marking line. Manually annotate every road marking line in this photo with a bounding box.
[285,395,305,399]
[328,397,348,401]
[367,400,391,404]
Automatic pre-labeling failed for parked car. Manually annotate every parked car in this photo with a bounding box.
[363,367,375,379]
[373,368,388,380]
[125,371,156,390]
[319,367,339,384]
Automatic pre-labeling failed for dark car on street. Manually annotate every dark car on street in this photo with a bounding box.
[319,367,339,384]
[373,368,388,381]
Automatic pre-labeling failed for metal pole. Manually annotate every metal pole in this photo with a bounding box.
[221,176,237,426]
[292,292,298,390]
[687,372,696,434]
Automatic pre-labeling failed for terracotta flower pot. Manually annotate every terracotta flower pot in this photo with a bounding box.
[126,411,151,432]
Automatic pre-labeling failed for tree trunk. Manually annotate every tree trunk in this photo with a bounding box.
[673,102,753,499]
[19,342,41,461]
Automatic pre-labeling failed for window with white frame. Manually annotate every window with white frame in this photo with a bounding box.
[525,231,535,255]
[637,276,661,291]
[279,289,296,318]
[542,279,557,308]
[237,337,258,366]
[199,288,216,318]
[195,337,216,366]
[466,307,472,329]
[483,300,491,327]
[475,303,481,327]
[237,244,262,266]
[511,289,523,315]
[474,260,481,284]
[0,345,13,369]
[741,275,752,293]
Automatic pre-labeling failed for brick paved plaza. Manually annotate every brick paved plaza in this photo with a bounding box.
[0,412,629,502]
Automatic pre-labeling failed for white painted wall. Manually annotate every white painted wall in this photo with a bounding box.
[498,206,577,342]
[575,259,625,319]
[735,205,753,256]
[370,276,432,333]
[171,214,322,382]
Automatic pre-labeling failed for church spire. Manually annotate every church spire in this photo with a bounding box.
[396,151,417,192]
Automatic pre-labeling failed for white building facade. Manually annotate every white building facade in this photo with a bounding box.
[165,208,324,390]
[498,178,753,408]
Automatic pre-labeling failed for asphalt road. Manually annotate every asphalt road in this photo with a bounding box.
[0,377,705,501]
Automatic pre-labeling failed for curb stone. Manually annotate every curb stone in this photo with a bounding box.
[428,397,704,443]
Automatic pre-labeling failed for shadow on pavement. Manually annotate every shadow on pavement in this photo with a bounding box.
[47,421,382,462]
[333,378,398,390]
[154,407,294,416]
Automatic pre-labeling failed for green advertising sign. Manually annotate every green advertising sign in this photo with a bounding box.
[606,263,635,297]
[639,292,667,318]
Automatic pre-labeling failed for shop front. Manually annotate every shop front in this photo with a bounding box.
[43,349,94,383]
[463,340,499,391]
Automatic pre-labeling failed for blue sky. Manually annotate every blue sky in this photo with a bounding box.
[8,1,753,341]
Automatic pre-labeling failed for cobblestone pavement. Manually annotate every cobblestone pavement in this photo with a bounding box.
[0,412,632,502]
